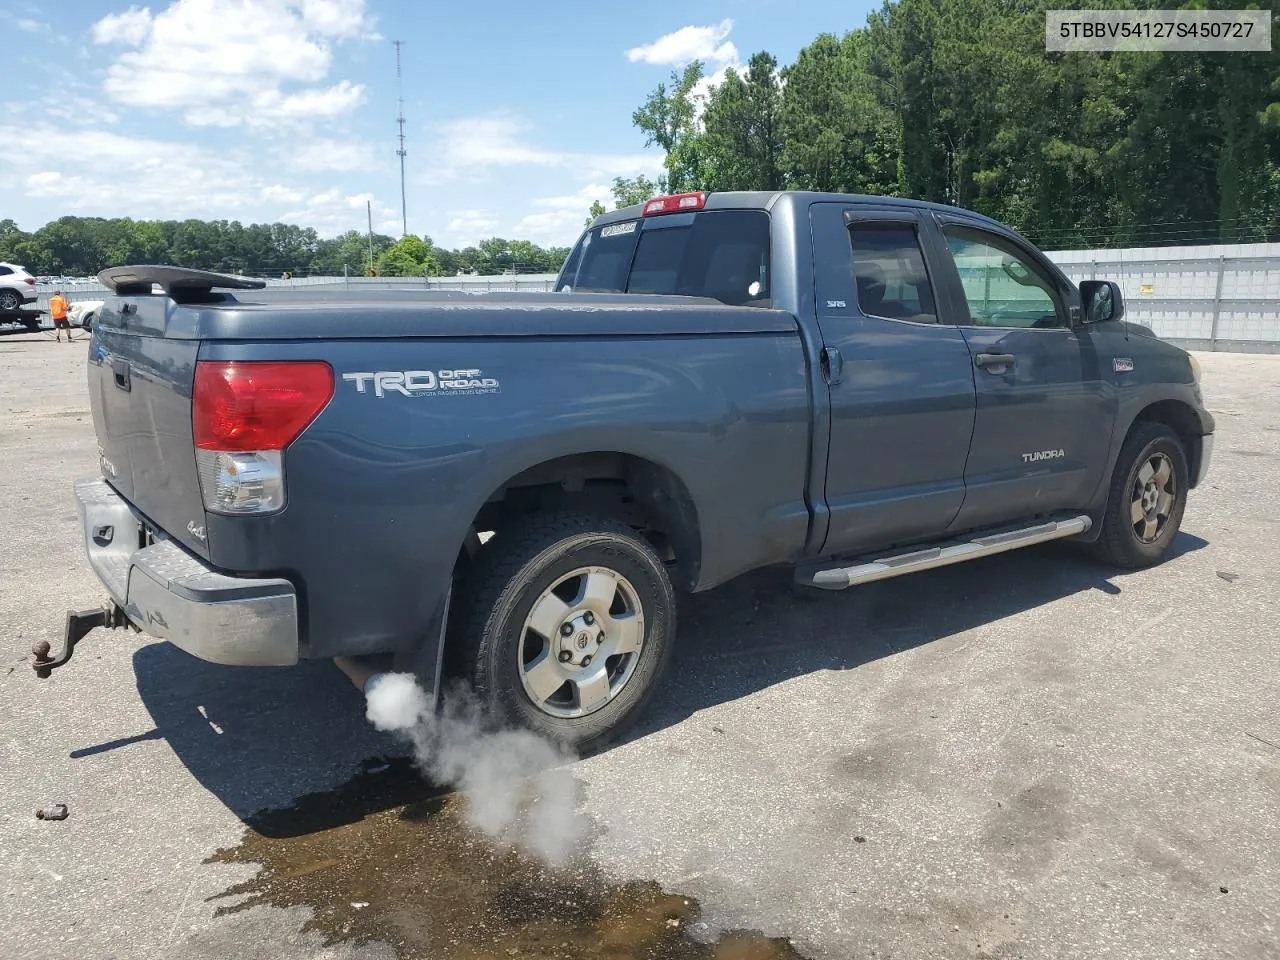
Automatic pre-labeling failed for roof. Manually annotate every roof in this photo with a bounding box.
[591,190,1008,233]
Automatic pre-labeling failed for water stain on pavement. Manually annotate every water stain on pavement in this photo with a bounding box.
[207,757,804,960]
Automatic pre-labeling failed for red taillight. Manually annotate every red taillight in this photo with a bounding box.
[193,361,333,452]
[642,191,707,216]
[24,277,35,285]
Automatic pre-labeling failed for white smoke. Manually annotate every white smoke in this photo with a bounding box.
[363,673,588,867]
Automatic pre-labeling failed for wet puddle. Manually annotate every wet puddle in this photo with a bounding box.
[208,757,804,960]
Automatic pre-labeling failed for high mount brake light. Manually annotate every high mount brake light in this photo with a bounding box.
[642,192,707,216]
[192,360,333,516]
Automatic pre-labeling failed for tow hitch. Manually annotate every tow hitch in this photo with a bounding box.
[32,603,132,678]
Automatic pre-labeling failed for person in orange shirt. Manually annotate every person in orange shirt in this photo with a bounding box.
[49,291,70,342]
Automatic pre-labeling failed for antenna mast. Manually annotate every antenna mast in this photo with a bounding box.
[393,39,408,237]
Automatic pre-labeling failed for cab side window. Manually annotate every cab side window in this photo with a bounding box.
[848,223,938,324]
[943,227,1064,329]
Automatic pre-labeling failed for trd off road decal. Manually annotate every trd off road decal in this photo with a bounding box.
[342,369,501,398]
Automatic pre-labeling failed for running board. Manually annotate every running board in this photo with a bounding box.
[797,514,1092,591]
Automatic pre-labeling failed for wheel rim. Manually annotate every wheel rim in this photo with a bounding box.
[517,565,645,719]
[1130,452,1176,544]
[0,293,17,310]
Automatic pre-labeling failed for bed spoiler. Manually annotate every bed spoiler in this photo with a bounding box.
[97,265,267,303]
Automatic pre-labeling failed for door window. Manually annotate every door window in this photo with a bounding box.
[847,222,938,324]
[943,227,1064,329]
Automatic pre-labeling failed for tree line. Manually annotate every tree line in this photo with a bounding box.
[0,217,571,278]
[599,0,1279,248]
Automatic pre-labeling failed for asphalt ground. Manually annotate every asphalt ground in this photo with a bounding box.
[1,333,1277,959]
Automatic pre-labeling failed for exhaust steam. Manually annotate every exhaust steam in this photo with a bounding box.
[361,671,588,867]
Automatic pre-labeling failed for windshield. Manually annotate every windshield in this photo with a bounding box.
[556,210,771,307]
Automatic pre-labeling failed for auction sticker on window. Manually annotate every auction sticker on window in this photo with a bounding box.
[600,221,638,239]
[1046,9,1270,51]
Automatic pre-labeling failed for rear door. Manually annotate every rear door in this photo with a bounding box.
[88,301,210,557]
[809,203,977,556]
[929,217,1113,531]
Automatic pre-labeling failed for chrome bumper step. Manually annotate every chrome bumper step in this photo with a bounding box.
[797,514,1092,591]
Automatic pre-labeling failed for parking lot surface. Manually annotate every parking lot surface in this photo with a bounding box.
[1,334,1277,959]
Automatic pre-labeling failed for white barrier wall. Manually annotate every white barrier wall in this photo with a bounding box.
[1046,243,1280,351]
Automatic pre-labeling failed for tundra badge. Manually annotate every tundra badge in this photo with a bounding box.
[1022,449,1065,463]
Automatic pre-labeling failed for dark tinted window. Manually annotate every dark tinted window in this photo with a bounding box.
[848,222,937,324]
[557,220,641,293]
[555,240,582,288]
[557,210,771,307]
[0,266,11,276]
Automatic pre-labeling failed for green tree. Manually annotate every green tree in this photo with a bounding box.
[632,61,709,192]
[375,235,433,276]
[585,200,607,225]
[703,52,785,191]
[611,174,664,207]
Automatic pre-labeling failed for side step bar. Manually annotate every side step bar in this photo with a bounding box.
[797,514,1092,591]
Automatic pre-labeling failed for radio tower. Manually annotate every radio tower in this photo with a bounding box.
[393,39,408,237]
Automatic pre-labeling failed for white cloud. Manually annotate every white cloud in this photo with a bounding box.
[286,137,381,173]
[17,17,45,32]
[446,209,500,245]
[626,20,738,67]
[91,0,375,127]
[624,21,744,120]
[282,192,398,237]
[422,113,663,186]
[515,183,613,243]
[0,123,382,237]
[262,184,306,204]
[2,127,259,216]
[529,183,613,209]
[39,91,121,125]
[307,188,342,206]
[91,6,152,44]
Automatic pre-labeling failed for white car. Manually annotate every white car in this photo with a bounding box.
[68,299,105,329]
[0,262,38,312]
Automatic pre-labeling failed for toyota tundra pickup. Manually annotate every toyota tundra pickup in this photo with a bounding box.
[47,191,1214,751]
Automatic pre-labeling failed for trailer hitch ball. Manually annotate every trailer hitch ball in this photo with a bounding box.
[32,603,127,678]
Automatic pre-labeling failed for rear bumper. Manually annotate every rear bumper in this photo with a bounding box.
[75,478,299,666]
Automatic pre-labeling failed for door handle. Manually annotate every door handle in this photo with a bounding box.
[821,346,844,385]
[111,359,131,391]
[974,352,1015,371]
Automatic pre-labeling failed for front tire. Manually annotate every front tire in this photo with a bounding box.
[0,290,21,312]
[449,512,676,753]
[1092,422,1189,568]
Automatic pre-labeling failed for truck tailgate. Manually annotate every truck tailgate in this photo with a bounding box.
[88,309,208,558]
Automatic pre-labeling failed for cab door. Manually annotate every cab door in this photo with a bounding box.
[809,202,977,557]
[929,216,1114,531]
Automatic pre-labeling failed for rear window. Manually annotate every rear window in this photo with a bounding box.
[557,210,771,307]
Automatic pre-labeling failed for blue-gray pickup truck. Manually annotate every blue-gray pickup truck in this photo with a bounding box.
[44,191,1214,751]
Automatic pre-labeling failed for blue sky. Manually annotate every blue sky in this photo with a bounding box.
[1,0,878,249]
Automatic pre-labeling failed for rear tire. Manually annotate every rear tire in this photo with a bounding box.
[448,512,676,754]
[1091,422,1189,569]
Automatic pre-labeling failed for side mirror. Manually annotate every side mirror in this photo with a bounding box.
[1079,280,1125,325]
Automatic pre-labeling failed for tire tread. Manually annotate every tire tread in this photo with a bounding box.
[447,511,674,752]
[1091,421,1186,569]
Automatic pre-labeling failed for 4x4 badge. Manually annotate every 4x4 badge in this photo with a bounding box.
[1114,357,1134,373]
